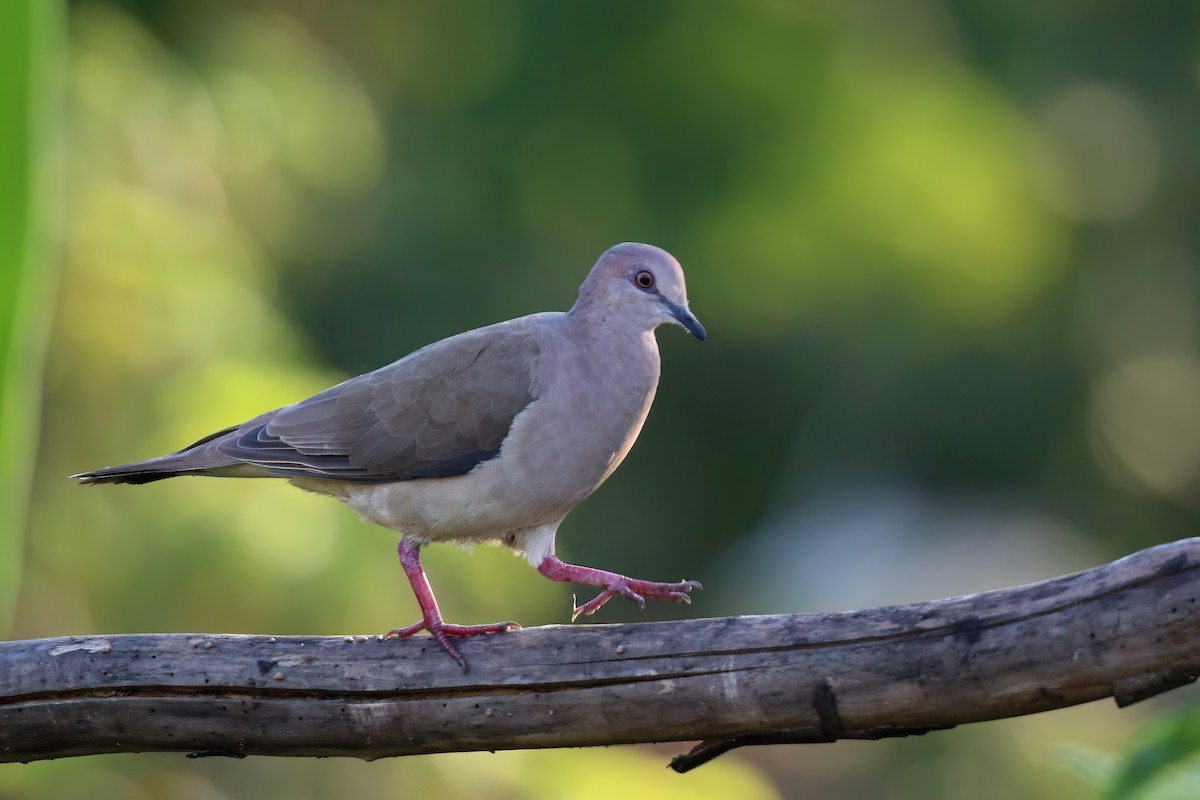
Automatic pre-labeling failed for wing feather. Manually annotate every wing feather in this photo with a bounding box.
[215,325,539,482]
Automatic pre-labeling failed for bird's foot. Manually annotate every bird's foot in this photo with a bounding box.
[392,538,520,670]
[536,556,702,621]
[382,619,521,670]
[571,578,703,620]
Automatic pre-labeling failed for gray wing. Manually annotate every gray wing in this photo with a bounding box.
[216,325,540,483]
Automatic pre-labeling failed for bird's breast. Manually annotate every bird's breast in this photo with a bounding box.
[497,329,661,506]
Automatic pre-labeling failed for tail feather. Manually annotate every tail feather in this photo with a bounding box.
[72,425,247,485]
[72,462,201,485]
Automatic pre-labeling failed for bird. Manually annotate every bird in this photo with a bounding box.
[73,242,706,669]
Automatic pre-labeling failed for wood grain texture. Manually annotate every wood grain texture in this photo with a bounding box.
[3,538,1199,771]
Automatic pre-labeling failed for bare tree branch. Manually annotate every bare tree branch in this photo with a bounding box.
[3,538,1198,772]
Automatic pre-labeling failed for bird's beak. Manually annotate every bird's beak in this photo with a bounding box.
[663,297,706,341]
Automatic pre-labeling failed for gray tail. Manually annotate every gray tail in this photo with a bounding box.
[72,426,241,485]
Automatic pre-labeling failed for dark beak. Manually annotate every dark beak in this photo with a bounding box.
[663,297,706,341]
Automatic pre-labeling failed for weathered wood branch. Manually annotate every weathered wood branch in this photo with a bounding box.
[3,538,1199,772]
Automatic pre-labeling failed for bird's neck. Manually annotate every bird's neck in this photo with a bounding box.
[565,301,658,346]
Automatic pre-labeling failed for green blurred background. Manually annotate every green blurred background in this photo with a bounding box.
[4,0,1200,797]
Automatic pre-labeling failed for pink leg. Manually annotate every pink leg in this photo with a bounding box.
[383,539,519,669]
[537,555,702,621]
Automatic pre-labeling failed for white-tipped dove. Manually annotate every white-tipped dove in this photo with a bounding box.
[74,242,705,668]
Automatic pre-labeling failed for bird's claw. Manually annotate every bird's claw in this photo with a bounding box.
[571,577,702,620]
[381,619,521,640]
[382,619,520,671]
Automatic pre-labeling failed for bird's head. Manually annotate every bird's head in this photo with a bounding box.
[575,242,706,341]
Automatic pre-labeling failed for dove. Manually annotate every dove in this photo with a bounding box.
[74,242,705,668]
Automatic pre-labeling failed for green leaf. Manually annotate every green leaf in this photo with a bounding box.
[1107,707,1200,800]
[1053,742,1118,789]
[0,0,62,634]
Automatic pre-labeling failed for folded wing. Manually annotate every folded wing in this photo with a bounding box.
[216,327,539,482]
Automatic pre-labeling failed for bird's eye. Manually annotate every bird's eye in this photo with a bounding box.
[634,270,655,290]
